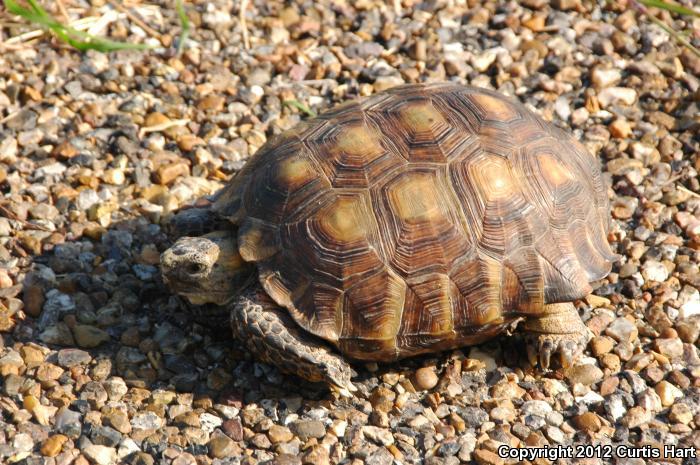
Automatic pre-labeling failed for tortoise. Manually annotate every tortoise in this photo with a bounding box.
[160,82,616,391]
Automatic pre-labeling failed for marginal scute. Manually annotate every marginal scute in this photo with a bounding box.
[340,268,406,358]
[404,273,455,336]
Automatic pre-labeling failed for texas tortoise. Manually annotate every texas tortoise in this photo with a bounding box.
[160,82,616,391]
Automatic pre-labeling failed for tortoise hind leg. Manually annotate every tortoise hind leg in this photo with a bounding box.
[230,286,357,393]
[521,303,592,369]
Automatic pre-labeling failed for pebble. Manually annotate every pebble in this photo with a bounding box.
[41,435,68,457]
[413,366,439,390]
[623,406,651,428]
[597,87,637,107]
[82,445,117,465]
[208,430,241,458]
[290,420,325,441]
[605,318,638,343]
[130,412,164,431]
[565,364,604,386]
[641,260,669,282]
[73,325,110,348]
[591,67,622,88]
[520,401,552,417]
[363,426,395,446]
[655,381,683,407]
[573,412,603,432]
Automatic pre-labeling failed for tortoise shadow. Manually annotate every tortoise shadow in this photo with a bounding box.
[8,196,542,407]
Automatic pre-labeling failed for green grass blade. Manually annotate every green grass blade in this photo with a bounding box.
[638,0,700,17]
[4,0,153,52]
[283,100,318,118]
[175,0,191,57]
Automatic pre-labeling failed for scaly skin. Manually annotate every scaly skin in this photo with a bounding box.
[521,302,592,369]
[230,286,357,392]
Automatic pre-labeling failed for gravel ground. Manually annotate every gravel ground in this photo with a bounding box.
[1,1,699,464]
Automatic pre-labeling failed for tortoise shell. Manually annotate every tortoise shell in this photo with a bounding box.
[212,83,616,361]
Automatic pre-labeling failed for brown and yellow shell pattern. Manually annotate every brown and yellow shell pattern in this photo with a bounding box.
[213,83,616,361]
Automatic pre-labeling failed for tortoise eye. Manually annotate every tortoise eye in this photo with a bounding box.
[187,263,205,274]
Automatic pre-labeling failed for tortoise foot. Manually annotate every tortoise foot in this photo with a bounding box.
[522,303,592,370]
[231,286,357,394]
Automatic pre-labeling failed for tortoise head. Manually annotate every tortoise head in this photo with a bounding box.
[160,230,254,305]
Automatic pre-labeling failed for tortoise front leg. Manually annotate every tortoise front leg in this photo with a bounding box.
[230,286,357,393]
[521,303,592,369]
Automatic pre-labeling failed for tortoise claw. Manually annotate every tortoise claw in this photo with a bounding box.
[528,333,588,370]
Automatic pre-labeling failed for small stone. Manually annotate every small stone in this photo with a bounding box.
[41,434,68,457]
[653,338,684,359]
[605,394,626,421]
[82,445,117,465]
[104,377,128,400]
[591,67,622,88]
[605,318,638,343]
[655,381,683,407]
[413,366,439,390]
[302,445,330,465]
[597,87,637,108]
[20,345,46,367]
[155,162,189,185]
[290,420,325,441]
[198,95,226,112]
[521,401,552,417]
[523,14,546,32]
[373,75,404,92]
[73,324,110,348]
[590,336,614,356]
[609,119,632,139]
[573,412,602,432]
[471,50,497,72]
[222,418,243,441]
[145,112,170,127]
[129,452,155,465]
[103,169,125,185]
[103,409,131,434]
[641,260,669,282]
[57,348,92,367]
[565,364,603,386]
[131,411,164,431]
[622,406,651,428]
[208,430,241,458]
[668,403,693,424]
[369,386,396,412]
[625,352,653,371]
[363,426,394,446]
[268,424,293,443]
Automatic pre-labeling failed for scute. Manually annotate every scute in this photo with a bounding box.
[230,83,615,360]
